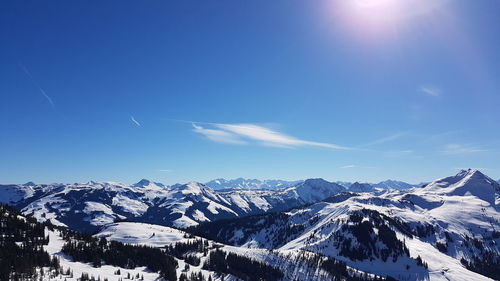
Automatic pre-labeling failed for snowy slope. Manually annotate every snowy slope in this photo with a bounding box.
[96,221,381,281]
[44,229,162,281]
[0,184,35,204]
[193,169,500,281]
[3,169,498,281]
[416,169,499,205]
[96,222,192,246]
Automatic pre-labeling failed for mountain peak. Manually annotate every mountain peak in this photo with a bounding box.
[177,181,214,194]
[23,181,36,186]
[303,178,329,185]
[349,182,375,193]
[205,178,302,190]
[133,179,165,188]
[423,169,499,204]
[133,179,151,187]
[375,179,414,189]
[287,178,346,204]
[456,168,482,178]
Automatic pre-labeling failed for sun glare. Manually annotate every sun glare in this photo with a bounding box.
[329,0,447,39]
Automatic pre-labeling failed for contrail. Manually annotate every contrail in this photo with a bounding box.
[130,115,141,126]
[18,62,55,108]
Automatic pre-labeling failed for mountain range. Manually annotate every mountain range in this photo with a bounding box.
[204,178,420,190]
[0,176,423,233]
[204,178,302,190]
[192,169,500,281]
[1,169,499,281]
[0,178,348,232]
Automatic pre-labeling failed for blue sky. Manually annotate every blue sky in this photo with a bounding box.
[1,0,499,185]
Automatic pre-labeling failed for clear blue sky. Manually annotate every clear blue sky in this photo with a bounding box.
[1,0,499,185]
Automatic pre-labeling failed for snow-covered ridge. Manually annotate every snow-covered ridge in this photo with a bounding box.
[204,177,418,191]
[96,221,385,281]
[193,169,500,281]
[2,169,499,281]
[0,177,348,231]
[348,182,376,193]
[204,178,303,190]
[375,179,416,189]
[417,169,500,205]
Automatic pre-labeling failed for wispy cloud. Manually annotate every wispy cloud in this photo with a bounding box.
[441,144,487,155]
[419,85,441,97]
[158,169,173,173]
[339,164,375,169]
[423,130,464,143]
[385,150,415,157]
[130,116,141,126]
[192,123,247,145]
[359,131,410,147]
[192,122,348,150]
[19,62,55,108]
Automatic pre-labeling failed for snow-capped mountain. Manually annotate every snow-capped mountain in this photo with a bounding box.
[95,221,385,281]
[334,181,353,188]
[193,169,500,281]
[205,178,419,191]
[282,178,346,203]
[2,169,499,280]
[132,178,166,188]
[4,202,389,281]
[375,179,415,190]
[204,178,302,190]
[413,169,499,205]
[0,178,346,232]
[348,182,376,193]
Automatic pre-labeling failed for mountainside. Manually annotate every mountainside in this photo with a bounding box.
[334,181,353,188]
[204,178,302,190]
[95,221,390,281]
[0,178,346,232]
[348,182,376,193]
[0,203,168,281]
[417,169,499,205]
[2,169,499,280]
[1,203,387,281]
[192,169,500,281]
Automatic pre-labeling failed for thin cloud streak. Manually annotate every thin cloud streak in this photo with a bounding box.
[192,122,348,150]
[385,150,415,157]
[441,144,487,155]
[359,131,410,147]
[158,169,173,173]
[192,123,247,145]
[419,85,441,97]
[19,62,55,108]
[130,116,141,126]
[339,164,375,169]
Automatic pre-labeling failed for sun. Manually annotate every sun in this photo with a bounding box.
[347,0,406,29]
[352,0,399,9]
[329,0,447,39]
